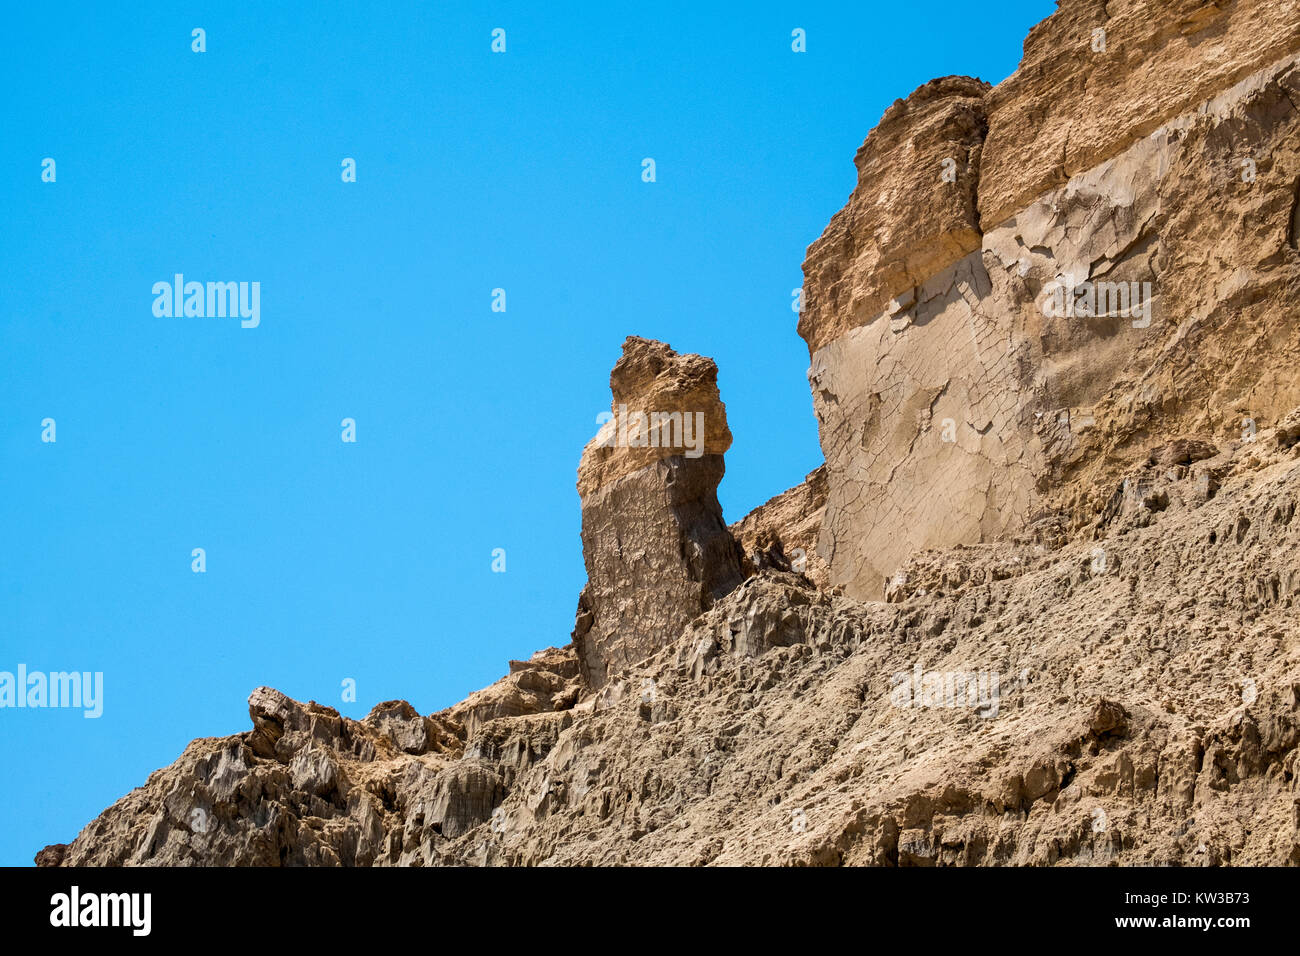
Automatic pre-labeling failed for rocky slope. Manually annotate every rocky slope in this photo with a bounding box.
[38,0,1300,866]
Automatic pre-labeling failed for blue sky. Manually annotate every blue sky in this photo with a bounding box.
[0,0,1053,866]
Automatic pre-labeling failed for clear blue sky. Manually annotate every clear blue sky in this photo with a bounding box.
[0,0,1053,865]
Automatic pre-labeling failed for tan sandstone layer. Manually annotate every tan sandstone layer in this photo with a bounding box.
[571,337,744,689]
[805,40,1300,599]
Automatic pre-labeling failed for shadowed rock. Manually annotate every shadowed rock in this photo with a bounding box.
[572,337,744,689]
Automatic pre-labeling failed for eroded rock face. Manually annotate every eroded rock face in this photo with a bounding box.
[729,465,830,589]
[448,646,582,739]
[809,249,1036,599]
[800,76,989,355]
[576,336,733,497]
[572,337,744,689]
[803,34,1300,599]
[429,422,1300,866]
[43,658,579,866]
[43,416,1300,866]
[978,0,1300,230]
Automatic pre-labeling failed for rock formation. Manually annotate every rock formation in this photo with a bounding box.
[572,336,743,689]
[802,6,1300,599]
[729,465,830,589]
[38,0,1300,867]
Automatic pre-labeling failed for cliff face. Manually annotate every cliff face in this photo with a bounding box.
[40,0,1300,867]
[802,5,1300,599]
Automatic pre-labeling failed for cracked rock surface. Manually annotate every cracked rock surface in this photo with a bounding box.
[805,41,1300,601]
